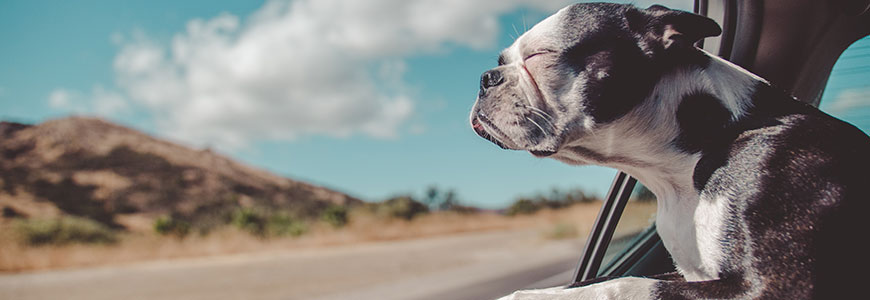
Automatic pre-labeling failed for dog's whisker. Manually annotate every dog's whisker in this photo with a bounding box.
[522,105,557,129]
[526,117,548,135]
[522,13,527,33]
[528,110,556,130]
[525,105,555,121]
[522,104,552,117]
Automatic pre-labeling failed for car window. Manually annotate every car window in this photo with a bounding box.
[819,36,870,133]
[599,183,657,267]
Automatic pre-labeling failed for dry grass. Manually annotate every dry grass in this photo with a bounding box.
[0,202,627,272]
[613,200,658,237]
[0,201,659,273]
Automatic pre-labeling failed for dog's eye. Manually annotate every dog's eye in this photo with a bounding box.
[523,50,554,61]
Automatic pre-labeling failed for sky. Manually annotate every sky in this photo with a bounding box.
[1,0,868,209]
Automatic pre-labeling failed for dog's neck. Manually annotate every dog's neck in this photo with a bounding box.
[608,52,767,280]
[627,52,766,196]
[559,50,767,203]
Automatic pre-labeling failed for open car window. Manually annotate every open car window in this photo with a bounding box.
[820,36,870,134]
[597,184,657,271]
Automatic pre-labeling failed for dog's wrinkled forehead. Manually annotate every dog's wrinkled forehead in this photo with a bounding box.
[514,3,631,55]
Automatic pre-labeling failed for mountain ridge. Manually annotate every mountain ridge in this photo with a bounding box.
[0,116,361,231]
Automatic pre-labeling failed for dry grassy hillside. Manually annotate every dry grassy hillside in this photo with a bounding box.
[0,117,360,231]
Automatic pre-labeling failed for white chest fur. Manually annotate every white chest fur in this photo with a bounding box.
[655,191,730,281]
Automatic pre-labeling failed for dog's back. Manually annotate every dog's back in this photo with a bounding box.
[687,83,870,298]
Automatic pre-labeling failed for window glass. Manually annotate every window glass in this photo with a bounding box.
[599,183,657,267]
[819,36,870,133]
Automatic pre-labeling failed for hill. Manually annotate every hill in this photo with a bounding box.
[0,117,360,231]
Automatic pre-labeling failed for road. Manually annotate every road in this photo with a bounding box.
[0,229,586,300]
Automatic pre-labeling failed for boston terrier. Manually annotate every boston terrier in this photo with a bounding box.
[470,3,869,299]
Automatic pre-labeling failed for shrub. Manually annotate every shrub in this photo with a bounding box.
[506,188,600,216]
[421,186,477,213]
[320,205,349,228]
[377,195,429,220]
[230,208,307,237]
[14,216,118,246]
[506,198,540,216]
[446,204,480,214]
[231,208,266,235]
[153,215,191,237]
[266,214,307,237]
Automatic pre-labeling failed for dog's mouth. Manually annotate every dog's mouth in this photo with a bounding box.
[472,114,558,157]
[471,115,512,150]
[529,149,556,157]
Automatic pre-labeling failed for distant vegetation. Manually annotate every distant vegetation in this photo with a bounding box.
[368,195,429,220]
[5,185,603,246]
[320,205,349,228]
[142,187,474,238]
[13,216,118,246]
[422,185,479,214]
[230,208,308,237]
[506,188,599,216]
[153,215,191,237]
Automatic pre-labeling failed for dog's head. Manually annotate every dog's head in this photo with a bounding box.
[470,3,720,159]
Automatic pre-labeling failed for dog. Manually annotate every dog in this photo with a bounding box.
[470,3,869,299]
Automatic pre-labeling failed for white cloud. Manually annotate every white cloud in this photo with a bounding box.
[48,89,73,109]
[50,0,690,149]
[91,86,129,115]
[48,86,128,116]
[104,0,580,149]
[825,87,870,113]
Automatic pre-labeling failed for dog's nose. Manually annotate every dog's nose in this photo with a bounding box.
[480,70,504,93]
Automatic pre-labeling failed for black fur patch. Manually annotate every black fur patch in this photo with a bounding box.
[673,92,733,154]
[556,4,659,124]
[556,4,719,125]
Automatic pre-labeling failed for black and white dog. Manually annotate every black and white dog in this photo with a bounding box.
[470,3,869,299]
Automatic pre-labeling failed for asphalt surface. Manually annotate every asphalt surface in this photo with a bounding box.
[0,229,587,300]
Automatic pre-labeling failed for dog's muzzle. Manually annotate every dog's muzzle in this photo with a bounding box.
[471,115,510,150]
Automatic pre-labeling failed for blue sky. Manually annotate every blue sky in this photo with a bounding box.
[1,0,867,209]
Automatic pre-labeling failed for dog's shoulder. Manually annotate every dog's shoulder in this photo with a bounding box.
[743,83,870,165]
[688,84,869,299]
[693,84,870,191]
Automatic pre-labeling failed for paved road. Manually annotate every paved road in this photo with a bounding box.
[0,229,586,300]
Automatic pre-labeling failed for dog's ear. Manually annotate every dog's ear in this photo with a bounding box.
[626,5,721,51]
